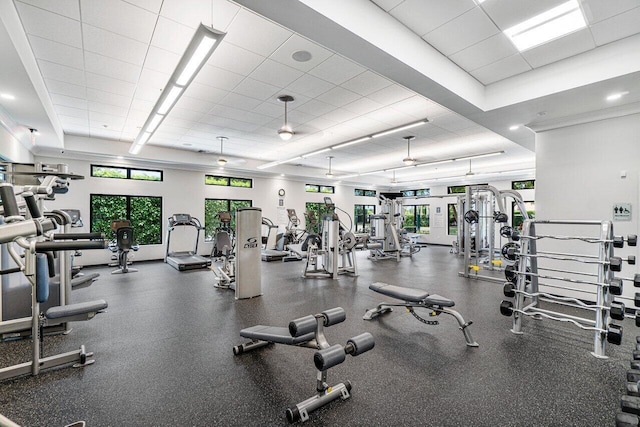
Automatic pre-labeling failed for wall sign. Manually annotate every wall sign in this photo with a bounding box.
[613,203,632,221]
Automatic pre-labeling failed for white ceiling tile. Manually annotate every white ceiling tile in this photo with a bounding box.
[389,0,475,36]
[365,106,414,125]
[343,97,383,115]
[85,73,137,97]
[210,0,241,32]
[27,35,84,70]
[182,82,229,103]
[150,16,195,55]
[211,42,265,75]
[143,46,180,74]
[341,116,388,133]
[83,24,148,66]
[88,102,129,117]
[133,84,162,102]
[582,0,640,23]
[193,65,244,90]
[138,68,170,91]
[316,86,361,108]
[223,8,291,56]
[58,115,89,127]
[423,7,499,56]
[55,105,88,119]
[166,107,205,122]
[287,74,334,98]
[341,70,392,97]
[390,96,451,118]
[124,0,163,13]
[293,99,335,116]
[85,52,142,83]
[520,28,596,68]
[81,0,156,44]
[159,0,211,28]
[45,79,86,98]
[18,0,80,19]
[252,101,284,118]
[89,127,122,139]
[321,107,360,123]
[367,84,413,105]
[269,34,334,72]
[218,93,262,110]
[173,95,216,113]
[50,93,88,110]
[308,55,366,85]
[16,2,82,48]
[470,54,532,85]
[208,105,273,126]
[38,60,85,85]
[86,88,132,108]
[162,116,197,129]
[449,33,517,72]
[371,0,404,12]
[481,0,566,30]
[287,109,317,126]
[233,78,280,101]
[249,59,304,88]
[89,111,126,130]
[130,98,154,113]
[590,6,640,46]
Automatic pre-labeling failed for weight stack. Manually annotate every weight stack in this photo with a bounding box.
[235,207,262,300]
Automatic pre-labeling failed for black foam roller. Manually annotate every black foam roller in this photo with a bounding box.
[23,193,42,218]
[0,184,20,218]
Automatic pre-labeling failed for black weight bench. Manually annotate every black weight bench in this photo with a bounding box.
[364,282,478,347]
[234,307,374,423]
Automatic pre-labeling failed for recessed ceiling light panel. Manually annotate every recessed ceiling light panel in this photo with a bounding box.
[504,0,587,52]
[606,91,629,102]
[292,50,312,62]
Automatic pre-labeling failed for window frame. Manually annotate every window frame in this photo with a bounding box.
[306,184,334,194]
[204,198,253,241]
[512,179,535,190]
[354,204,375,233]
[91,164,163,181]
[205,175,253,188]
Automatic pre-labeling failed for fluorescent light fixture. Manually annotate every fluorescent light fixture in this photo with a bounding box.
[606,91,629,102]
[157,86,183,115]
[128,24,225,155]
[338,173,360,179]
[455,151,503,161]
[509,125,520,131]
[331,136,371,149]
[1,93,15,100]
[504,0,587,52]
[384,165,416,172]
[415,159,454,167]
[147,114,164,132]
[256,156,302,170]
[176,36,216,86]
[372,120,428,138]
[303,148,331,158]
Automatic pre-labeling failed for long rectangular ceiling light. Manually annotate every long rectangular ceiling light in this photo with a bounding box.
[129,24,225,155]
[504,0,587,52]
[371,119,428,138]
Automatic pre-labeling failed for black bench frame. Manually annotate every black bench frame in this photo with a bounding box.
[364,282,479,347]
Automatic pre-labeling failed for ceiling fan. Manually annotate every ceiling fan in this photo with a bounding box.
[466,159,475,176]
[402,135,416,165]
[217,136,228,167]
[277,95,295,140]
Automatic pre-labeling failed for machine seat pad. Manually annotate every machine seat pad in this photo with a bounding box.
[71,273,100,289]
[370,282,429,302]
[240,325,315,345]
[423,294,455,307]
[45,299,108,320]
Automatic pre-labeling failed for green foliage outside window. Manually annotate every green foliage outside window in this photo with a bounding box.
[205,175,252,187]
[403,205,430,234]
[512,180,535,190]
[354,204,375,233]
[305,202,334,234]
[204,198,252,240]
[205,175,230,186]
[90,194,162,245]
[306,184,334,194]
[448,203,458,235]
[91,165,162,181]
[448,185,466,194]
[130,169,162,181]
[230,178,252,188]
[92,166,126,179]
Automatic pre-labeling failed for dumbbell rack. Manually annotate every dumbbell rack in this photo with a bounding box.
[503,219,634,359]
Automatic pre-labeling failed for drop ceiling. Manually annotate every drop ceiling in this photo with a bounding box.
[0,0,639,187]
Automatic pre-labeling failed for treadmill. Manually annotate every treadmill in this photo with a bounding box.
[165,213,212,271]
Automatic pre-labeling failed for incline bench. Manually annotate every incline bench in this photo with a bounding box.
[364,282,478,347]
[233,307,375,423]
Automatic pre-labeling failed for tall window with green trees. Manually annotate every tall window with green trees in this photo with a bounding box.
[512,201,535,230]
[354,204,375,233]
[448,203,458,235]
[305,202,335,234]
[90,194,162,245]
[402,205,430,234]
[204,198,252,240]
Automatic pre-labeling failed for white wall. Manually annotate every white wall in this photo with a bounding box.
[535,113,640,302]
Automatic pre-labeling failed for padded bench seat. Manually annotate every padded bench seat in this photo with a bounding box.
[369,282,455,307]
[45,299,108,320]
[240,325,315,345]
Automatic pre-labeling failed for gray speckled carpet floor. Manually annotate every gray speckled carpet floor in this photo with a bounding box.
[0,247,632,426]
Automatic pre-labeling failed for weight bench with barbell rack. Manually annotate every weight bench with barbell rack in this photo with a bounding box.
[363,282,479,347]
[233,307,374,423]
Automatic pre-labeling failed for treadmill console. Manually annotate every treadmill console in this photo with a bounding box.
[171,213,193,225]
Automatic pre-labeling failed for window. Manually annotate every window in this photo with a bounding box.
[91,165,162,181]
[305,202,334,234]
[402,189,429,197]
[448,185,466,194]
[512,201,535,230]
[306,184,334,194]
[354,189,376,197]
[512,179,535,190]
[354,204,375,233]
[402,205,430,234]
[90,194,162,245]
[204,199,252,240]
[205,175,252,188]
[448,203,458,235]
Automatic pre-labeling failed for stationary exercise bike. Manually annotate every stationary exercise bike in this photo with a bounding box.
[211,211,234,258]
[108,219,139,274]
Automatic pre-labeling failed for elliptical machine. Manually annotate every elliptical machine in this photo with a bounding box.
[108,219,139,274]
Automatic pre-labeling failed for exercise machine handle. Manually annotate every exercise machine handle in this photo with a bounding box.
[52,232,105,240]
[0,183,22,221]
[23,192,43,219]
[35,240,107,252]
